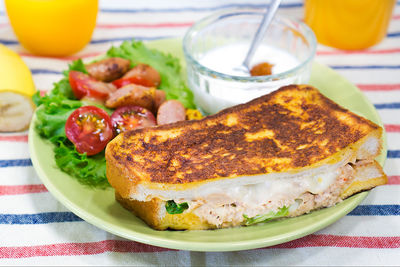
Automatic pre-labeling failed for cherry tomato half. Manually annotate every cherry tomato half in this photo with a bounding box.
[110,105,156,135]
[111,76,154,89]
[69,70,115,101]
[65,106,113,155]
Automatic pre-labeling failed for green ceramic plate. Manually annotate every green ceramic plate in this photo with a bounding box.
[29,38,386,252]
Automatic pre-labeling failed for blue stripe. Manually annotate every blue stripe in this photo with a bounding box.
[89,35,171,44]
[0,36,170,46]
[330,65,400,70]
[348,205,400,216]
[100,3,303,13]
[2,32,399,47]
[387,32,400,38]
[28,67,400,76]
[388,150,400,158]
[31,69,62,75]
[25,62,400,71]
[0,159,32,168]
[374,103,400,109]
[26,64,400,77]
[0,39,19,45]
[0,205,397,225]
[0,212,82,224]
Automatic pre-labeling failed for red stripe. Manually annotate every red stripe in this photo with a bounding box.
[0,240,171,258]
[393,14,400,20]
[385,124,400,132]
[357,84,400,91]
[0,185,47,196]
[0,135,28,142]
[0,235,399,258]
[96,22,193,29]
[19,51,103,61]
[270,234,400,249]
[317,48,400,55]
[388,175,400,185]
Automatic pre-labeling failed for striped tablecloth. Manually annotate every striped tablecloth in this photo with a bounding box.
[0,0,399,265]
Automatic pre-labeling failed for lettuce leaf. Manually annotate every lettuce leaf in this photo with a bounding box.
[62,59,88,76]
[54,138,109,188]
[33,64,109,187]
[33,81,81,139]
[34,40,194,188]
[165,200,189,214]
[243,206,289,226]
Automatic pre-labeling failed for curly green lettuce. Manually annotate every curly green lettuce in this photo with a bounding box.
[243,206,289,226]
[33,40,195,188]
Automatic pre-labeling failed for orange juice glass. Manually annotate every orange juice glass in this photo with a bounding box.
[304,0,395,50]
[5,0,98,56]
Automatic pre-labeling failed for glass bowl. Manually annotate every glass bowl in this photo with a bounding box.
[183,8,317,115]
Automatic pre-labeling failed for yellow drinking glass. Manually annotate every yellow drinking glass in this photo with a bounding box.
[5,0,98,56]
[304,0,395,50]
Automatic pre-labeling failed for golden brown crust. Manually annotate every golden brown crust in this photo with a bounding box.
[340,160,387,199]
[106,85,381,191]
[116,193,162,229]
[116,193,213,230]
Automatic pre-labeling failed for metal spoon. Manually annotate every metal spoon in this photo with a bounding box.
[236,0,281,75]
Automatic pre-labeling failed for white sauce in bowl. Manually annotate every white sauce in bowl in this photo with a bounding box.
[187,43,311,115]
[199,43,300,77]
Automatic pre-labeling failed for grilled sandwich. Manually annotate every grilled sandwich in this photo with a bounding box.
[105,85,387,230]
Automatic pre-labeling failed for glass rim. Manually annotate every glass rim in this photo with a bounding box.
[182,8,317,82]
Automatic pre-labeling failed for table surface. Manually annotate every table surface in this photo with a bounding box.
[0,0,399,265]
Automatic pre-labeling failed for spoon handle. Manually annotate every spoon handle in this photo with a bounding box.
[243,0,281,69]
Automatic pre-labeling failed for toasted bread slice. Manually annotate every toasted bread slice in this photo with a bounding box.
[106,85,382,199]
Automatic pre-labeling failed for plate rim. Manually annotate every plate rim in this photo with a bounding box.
[28,39,387,252]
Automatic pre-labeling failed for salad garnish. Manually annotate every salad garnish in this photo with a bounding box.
[33,40,197,188]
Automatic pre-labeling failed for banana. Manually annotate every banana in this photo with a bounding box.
[0,91,35,132]
[0,44,36,132]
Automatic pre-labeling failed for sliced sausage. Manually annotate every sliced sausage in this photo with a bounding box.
[87,80,117,95]
[156,100,186,125]
[105,84,155,110]
[154,90,166,111]
[86,57,131,82]
[123,63,161,87]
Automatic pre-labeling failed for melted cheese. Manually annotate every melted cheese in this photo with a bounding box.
[181,168,340,207]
